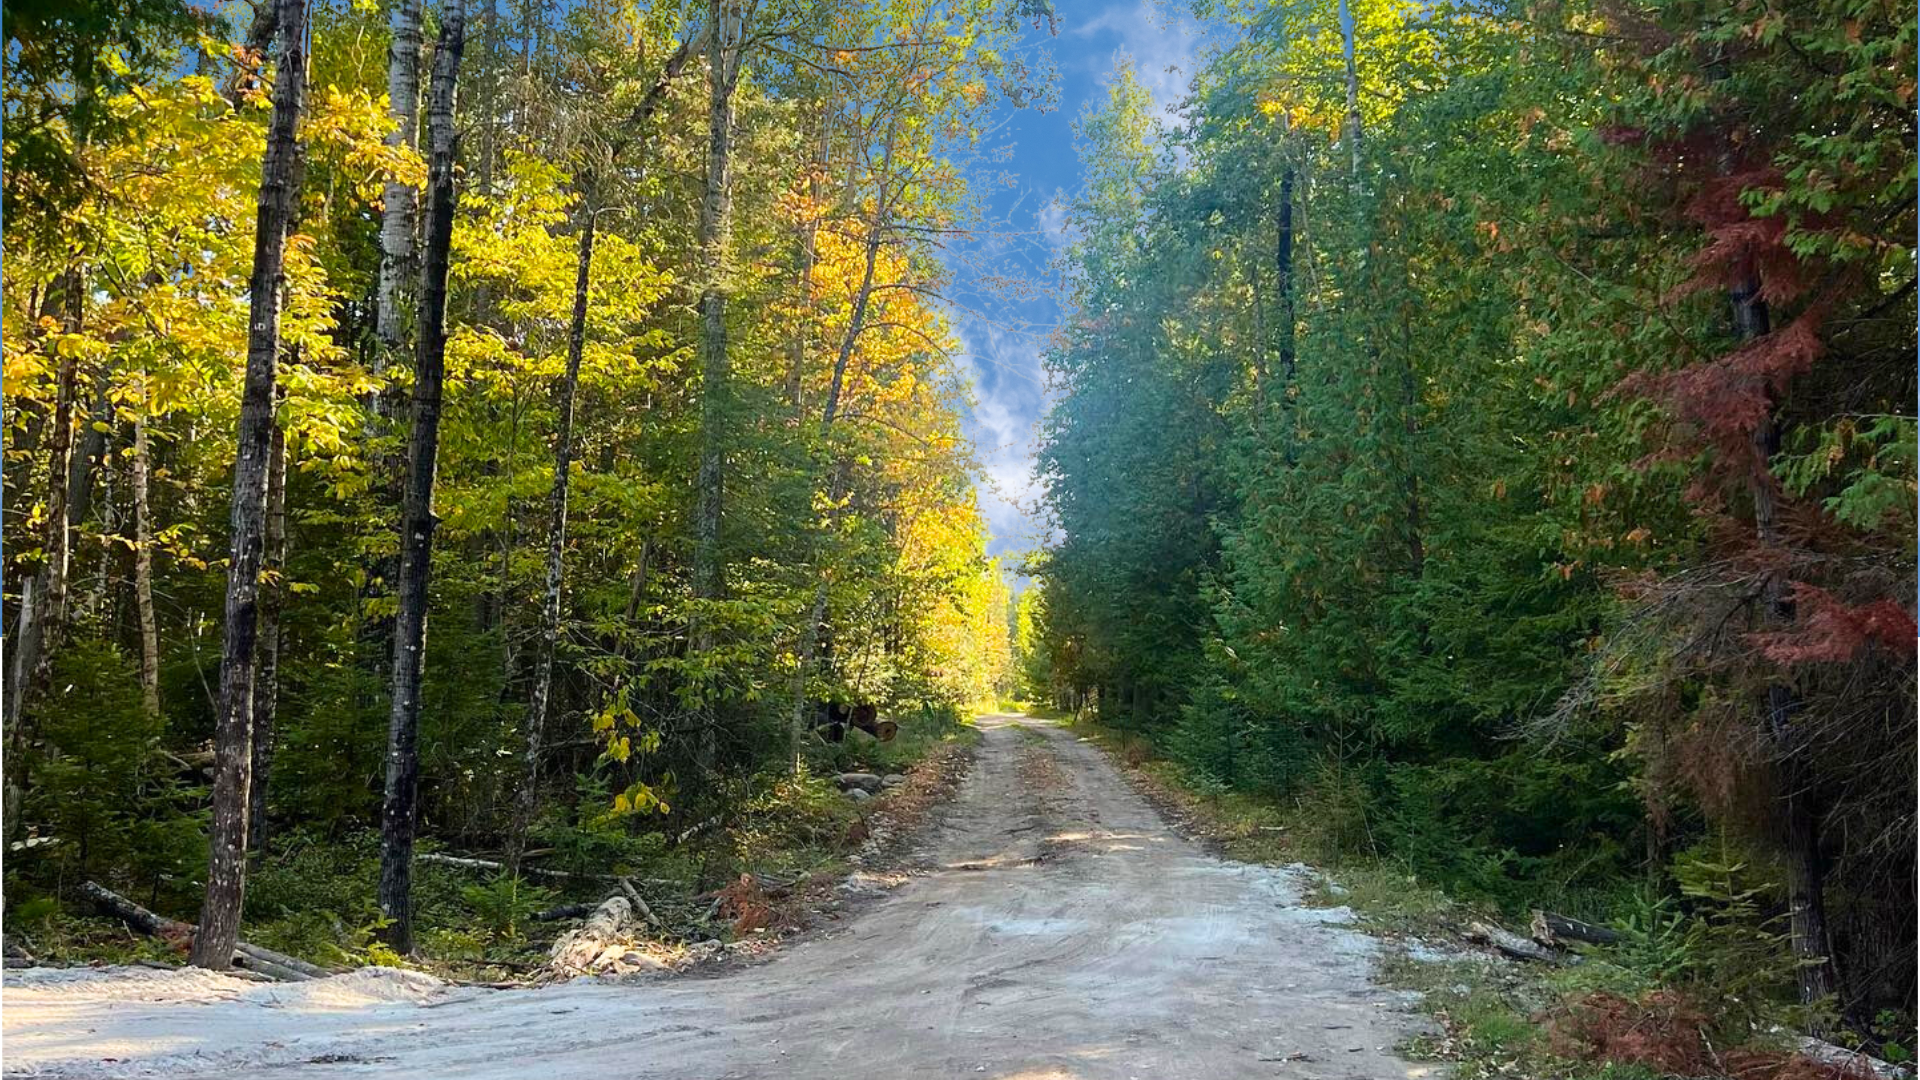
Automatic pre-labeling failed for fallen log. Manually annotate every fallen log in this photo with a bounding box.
[417,853,613,881]
[545,895,636,976]
[236,942,332,980]
[675,815,723,846]
[1466,920,1562,963]
[1795,1038,1915,1080]
[1530,910,1620,947]
[618,877,661,928]
[417,852,680,891]
[533,881,662,930]
[80,880,192,940]
[233,951,311,982]
[77,881,332,980]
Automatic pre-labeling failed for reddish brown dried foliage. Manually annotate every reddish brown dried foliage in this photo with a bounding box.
[1546,992,1883,1079]
[715,873,777,934]
[1749,584,1918,665]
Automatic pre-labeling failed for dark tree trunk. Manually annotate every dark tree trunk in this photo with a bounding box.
[787,123,894,768]
[691,0,741,611]
[786,101,831,413]
[1731,243,1837,1016]
[511,194,596,869]
[132,398,161,718]
[67,372,110,530]
[378,0,466,955]
[1,292,78,841]
[189,0,310,970]
[508,28,698,857]
[1272,157,1298,466]
[690,0,743,770]
[75,380,118,622]
[787,460,851,768]
[1777,740,1835,1010]
[6,266,85,716]
[1274,167,1295,384]
[622,539,651,626]
[3,316,77,736]
[250,411,289,853]
[1399,302,1424,578]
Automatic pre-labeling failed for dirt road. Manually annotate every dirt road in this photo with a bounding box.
[4,715,1430,1079]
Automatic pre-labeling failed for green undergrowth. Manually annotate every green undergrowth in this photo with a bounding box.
[12,709,977,981]
[811,703,979,779]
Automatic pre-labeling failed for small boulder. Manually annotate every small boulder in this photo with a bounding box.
[845,788,872,803]
[880,774,906,788]
[835,772,883,794]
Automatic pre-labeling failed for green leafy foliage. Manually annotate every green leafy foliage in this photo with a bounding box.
[459,875,556,944]
[3,0,1031,970]
[1032,0,1914,1048]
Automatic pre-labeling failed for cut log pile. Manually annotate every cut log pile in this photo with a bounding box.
[78,881,335,981]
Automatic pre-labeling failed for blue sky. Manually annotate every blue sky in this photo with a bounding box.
[950,0,1209,579]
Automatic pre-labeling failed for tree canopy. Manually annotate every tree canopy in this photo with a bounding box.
[1028,0,1915,1040]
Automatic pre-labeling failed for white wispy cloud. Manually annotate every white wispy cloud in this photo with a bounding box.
[1073,0,1204,121]
[939,1,1213,575]
[956,323,1050,559]
[1035,192,1072,252]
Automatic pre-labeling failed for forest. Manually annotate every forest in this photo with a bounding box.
[3,0,1916,1069]
[1022,0,1917,1055]
[4,0,1028,969]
